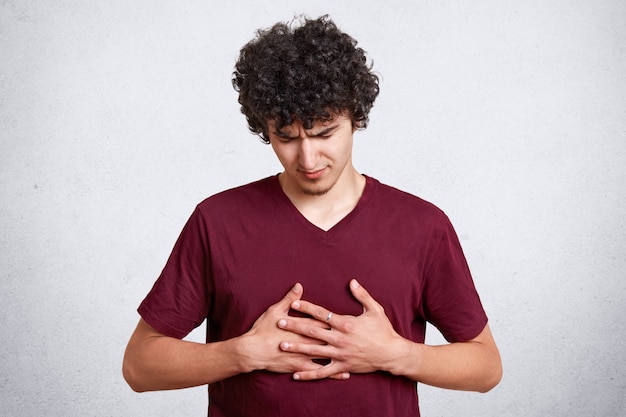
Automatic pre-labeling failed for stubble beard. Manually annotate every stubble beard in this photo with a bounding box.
[303,188,329,196]
[298,175,339,196]
[300,180,331,196]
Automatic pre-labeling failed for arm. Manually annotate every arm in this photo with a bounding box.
[391,323,501,392]
[122,283,348,392]
[122,318,244,391]
[278,279,502,392]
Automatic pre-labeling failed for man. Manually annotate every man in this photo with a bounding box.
[123,15,502,416]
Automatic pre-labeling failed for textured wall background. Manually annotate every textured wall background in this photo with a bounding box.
[1,1,625,416]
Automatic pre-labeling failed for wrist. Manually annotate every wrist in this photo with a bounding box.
[229,333,258,374]
[386,337,422,377]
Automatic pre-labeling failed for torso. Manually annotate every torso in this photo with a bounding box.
[139,175,487,417]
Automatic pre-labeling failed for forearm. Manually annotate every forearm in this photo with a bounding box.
[388,326,502,392]
[122,321,249,392]
[123,283,319,392]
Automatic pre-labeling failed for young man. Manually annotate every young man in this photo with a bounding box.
[123,15,502,416]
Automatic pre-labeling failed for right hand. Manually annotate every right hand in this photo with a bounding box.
[236,283,349,380]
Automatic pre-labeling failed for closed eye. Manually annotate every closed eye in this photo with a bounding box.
[273,131,298,142]
[309,125,338,139]
[272,124,339,141]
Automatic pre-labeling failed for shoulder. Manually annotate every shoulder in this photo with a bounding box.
[195,176,279,213]
[178,176,282,234]
[366,176,449,225]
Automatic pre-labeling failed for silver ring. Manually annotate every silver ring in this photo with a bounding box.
[325,311,333,322]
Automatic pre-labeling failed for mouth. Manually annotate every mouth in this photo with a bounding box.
[300,168,326,180]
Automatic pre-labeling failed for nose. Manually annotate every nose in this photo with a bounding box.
[298,137,319,170]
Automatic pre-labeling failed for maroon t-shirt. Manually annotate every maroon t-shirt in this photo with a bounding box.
[138,175,487,417]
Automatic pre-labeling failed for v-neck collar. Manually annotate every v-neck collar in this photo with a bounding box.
[271,174,374,242]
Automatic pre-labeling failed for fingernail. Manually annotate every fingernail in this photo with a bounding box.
[293,283,302,293]
[292,301,300,309]
[293,373,300,380]
[281,342,291,350]
[350,279,359,289]
[278,319,287,328]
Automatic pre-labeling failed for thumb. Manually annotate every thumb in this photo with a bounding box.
[349,279,379,313]
[278,283,303,312]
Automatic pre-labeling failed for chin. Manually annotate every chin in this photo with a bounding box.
[302,187,330,196]
[298,179,333,196]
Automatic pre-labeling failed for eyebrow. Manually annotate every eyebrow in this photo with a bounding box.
[273,124,339,140]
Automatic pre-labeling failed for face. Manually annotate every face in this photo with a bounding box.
[267,115,356,197]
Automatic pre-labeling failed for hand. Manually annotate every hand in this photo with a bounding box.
[277,279,409,381]
[238,283,350,380]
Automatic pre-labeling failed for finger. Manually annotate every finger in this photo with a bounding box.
[294,364,349,381]
[274,283,303,313]
[279,339,333,357]
[292,360,350,381]
[278,319,334,344]
[282,316,330,331]
[290,299,335,325]
[349,279,381,313]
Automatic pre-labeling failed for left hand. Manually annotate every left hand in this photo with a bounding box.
[277,279,409,381]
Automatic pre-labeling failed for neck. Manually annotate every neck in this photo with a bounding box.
[279,164,366,231]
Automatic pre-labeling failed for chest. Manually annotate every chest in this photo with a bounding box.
[206,216,429,341]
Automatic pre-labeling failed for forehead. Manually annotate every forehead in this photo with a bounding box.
[267,114,349,133]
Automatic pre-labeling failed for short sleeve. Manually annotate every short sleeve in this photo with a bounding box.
[138,207,211,339]
[422,217,487,342]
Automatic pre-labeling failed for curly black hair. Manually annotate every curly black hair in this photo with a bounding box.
[232,15,380,143]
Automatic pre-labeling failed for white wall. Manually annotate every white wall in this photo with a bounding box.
[1,1,625,415]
